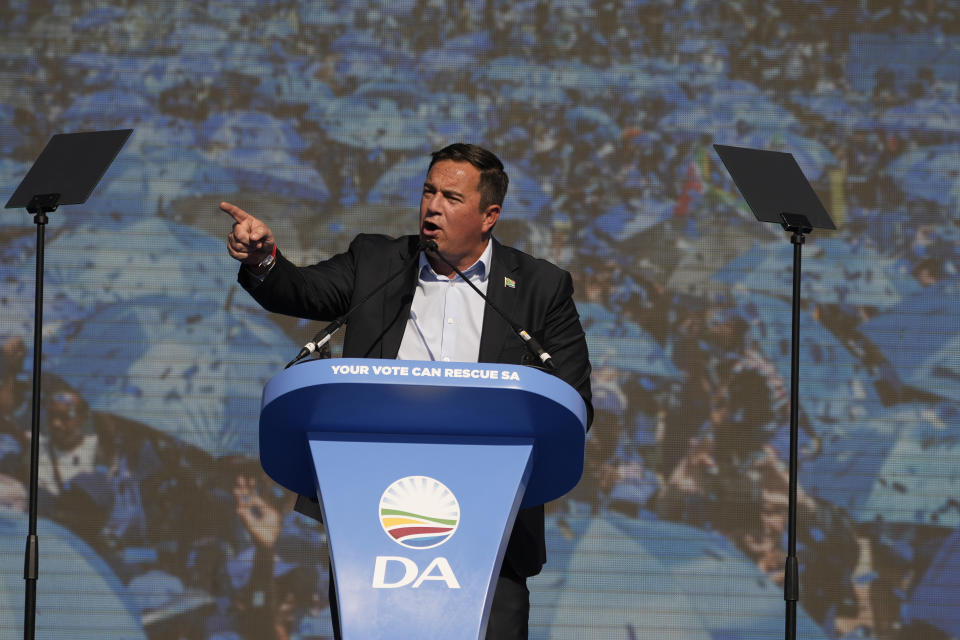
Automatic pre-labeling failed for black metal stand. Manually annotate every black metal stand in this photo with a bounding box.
[23,194,59,640]
[712,144,836,640]
[5,129,131,640]
[781,212,812,640]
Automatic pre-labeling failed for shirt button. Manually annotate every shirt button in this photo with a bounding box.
[442,357,451,362]
[447,317,454,324]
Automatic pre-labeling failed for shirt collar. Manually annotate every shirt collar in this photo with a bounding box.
[419,238,493,282]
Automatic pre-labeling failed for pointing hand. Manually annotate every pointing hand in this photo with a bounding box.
[220,201,276,267]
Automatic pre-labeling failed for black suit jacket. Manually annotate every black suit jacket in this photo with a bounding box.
[241,234,592,577]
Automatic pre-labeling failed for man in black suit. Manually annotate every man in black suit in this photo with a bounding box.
[222,143,592,639]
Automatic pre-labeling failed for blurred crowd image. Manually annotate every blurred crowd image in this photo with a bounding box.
[2,1,960,638]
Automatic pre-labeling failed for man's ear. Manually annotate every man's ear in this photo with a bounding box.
[482,204,501,233]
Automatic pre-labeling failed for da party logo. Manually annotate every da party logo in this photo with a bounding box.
[379,476,460,549]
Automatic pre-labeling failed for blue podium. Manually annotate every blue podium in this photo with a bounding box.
[259,359,587,639]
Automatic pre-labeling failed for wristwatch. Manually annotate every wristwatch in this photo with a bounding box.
[257,251,275,271]
[247,246,277,282]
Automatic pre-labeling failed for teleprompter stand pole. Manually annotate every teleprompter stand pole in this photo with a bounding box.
[712,144,836,640]
[781,212,813,640]
[4,129,132,640]
[22,194,59,640]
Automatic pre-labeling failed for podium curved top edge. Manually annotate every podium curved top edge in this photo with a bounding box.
[263,358,588,428]
[258,358,588,506]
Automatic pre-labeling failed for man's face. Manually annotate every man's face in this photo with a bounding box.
[47,391,87,449]
[419,160,499,275]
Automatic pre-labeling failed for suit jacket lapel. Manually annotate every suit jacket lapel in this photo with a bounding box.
[479,238,519,363]
[380,236,420,358]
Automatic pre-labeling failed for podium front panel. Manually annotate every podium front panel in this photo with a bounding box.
[310,434,533,639]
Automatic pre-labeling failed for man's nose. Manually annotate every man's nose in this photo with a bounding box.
[425,192,444,211]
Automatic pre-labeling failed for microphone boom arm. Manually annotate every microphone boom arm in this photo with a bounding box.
[424,240,556,371]
[285,240,427,368]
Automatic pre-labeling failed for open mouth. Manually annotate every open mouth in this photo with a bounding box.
[422,221,440,235]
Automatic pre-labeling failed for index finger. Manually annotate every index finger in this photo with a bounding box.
[220,201,250,224]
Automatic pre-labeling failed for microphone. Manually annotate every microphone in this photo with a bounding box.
[423,240,557,371]
[285,239,428,368]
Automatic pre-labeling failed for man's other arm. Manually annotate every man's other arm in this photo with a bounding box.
[540,269,594,429]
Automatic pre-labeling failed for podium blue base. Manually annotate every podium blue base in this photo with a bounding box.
[310,434,533,639]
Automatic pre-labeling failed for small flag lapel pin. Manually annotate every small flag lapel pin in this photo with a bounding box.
[504,277,516,289]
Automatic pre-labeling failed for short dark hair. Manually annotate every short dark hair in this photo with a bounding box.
[429,143,509,210]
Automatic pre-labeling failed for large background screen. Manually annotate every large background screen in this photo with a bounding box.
[1,1,959,638]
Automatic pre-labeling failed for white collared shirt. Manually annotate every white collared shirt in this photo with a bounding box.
[37,433,99,496]
[397,240,493,363]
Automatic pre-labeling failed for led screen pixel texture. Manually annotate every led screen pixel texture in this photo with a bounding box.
[1,1,959,639]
